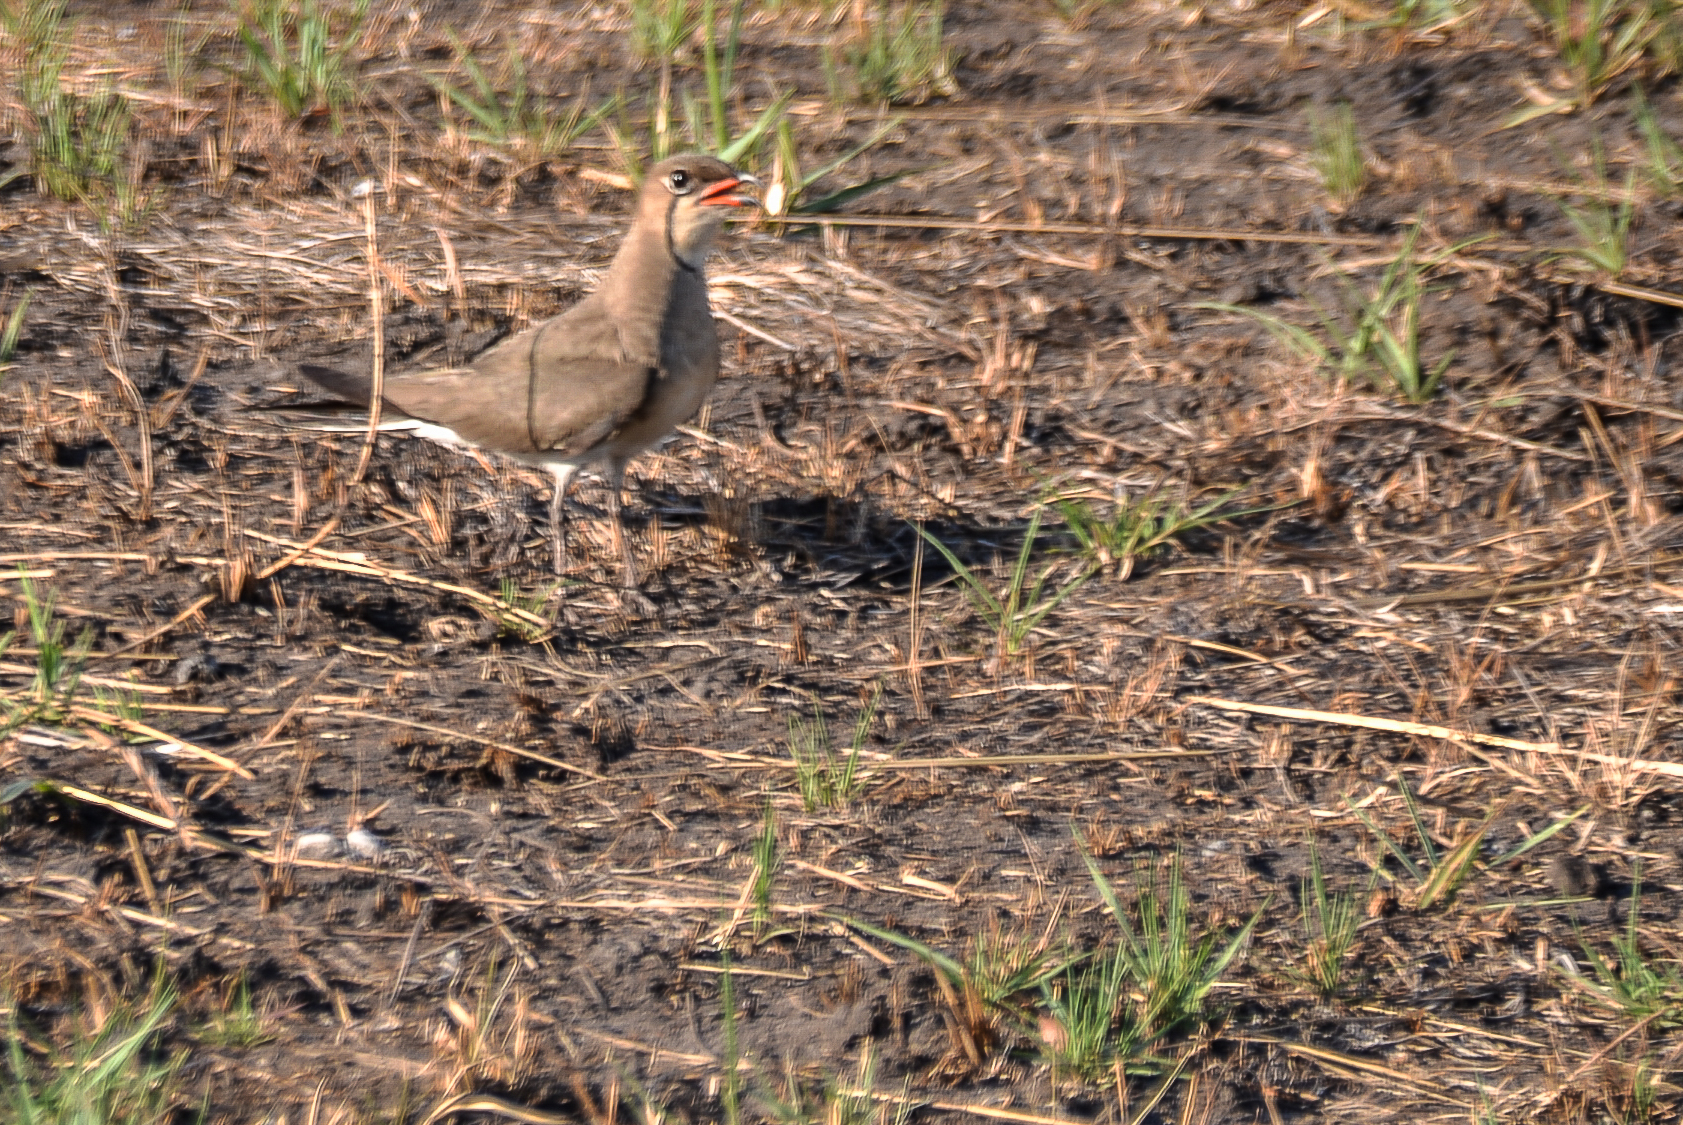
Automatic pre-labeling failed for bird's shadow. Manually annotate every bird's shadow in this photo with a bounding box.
[631,487,1089,596]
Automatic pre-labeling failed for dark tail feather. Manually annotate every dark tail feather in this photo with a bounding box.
[298,364,374,406]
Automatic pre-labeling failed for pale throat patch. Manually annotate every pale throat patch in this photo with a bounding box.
[670,204,728,270]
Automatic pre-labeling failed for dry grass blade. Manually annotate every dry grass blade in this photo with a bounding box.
[242,530,551,632]
[1191,696,1683,777]
[65,704,254,776]
[16,780,177,831]
[1411,814,1493,912]
[355,713,604,780]
[1242,1038,1473,1106]
[1188,695,1559,752]
[93,594,217,661]
[419,1092,572,1125]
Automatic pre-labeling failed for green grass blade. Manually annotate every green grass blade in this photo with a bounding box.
[1347,801,1424,883]
[1076,837,1138,950]
[796,167,925,215]
[1414,817,1491,912]
[717,90,793,163]
[0,288,31,364]
[1014,564,1090,634]
[913,522,1005,624]
[840,915,966,982]
[1192,301,1329,364]
[1491,805,1589,866]
[1395,775,1439,869]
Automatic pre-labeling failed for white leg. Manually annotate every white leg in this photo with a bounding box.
[547,463,577,576]
[606,459,637,589]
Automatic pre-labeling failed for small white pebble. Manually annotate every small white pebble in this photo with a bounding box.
[346,827,388,860]
[295,831,340,858]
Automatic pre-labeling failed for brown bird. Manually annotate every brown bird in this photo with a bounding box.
[287,154,759,586]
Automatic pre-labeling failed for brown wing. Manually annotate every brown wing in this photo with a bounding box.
[297,296,654,458]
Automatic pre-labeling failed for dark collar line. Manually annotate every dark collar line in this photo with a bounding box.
[665,199,701,274]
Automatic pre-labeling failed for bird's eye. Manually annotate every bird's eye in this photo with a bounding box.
[666,169,692,194]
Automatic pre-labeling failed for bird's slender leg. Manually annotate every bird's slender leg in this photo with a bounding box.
[546,463,577,577]
[605,459,637,589]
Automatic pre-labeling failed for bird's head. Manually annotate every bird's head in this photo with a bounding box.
[641,154,760,270]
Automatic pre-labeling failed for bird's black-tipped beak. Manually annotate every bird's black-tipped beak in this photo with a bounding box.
[698,173,761,207]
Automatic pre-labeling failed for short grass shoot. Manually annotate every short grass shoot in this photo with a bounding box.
[1308,100,1364,212]
[235,0,368,124]
[433,32,616,159]
[1197,222,1483,404]
[751,800,780,938]
[1044,849,1261,1078]
[439,957,533,1092]
[1510,0,1660,124]
[840,916,1068,1066]
[718,950,743,1125]
[629,0,699,63]
[608,0,789,177]
[1295,834,1362,997]
[786,690,878,811]
[3,0,136,209]
[1563,865,1683,1029]
[0,570,94,735]
[837,0,957,105]
[1633,84,1683,196]
[916,509,1090,665]
[761,1040,913,1125]
[1549,145,1637,277]
[493,578,559,642]
[1049,483,1264,580]
[198,973,273,1050]
[846,849,1259,1081]
[5,973,185,1125]
[1348,776,1585,912]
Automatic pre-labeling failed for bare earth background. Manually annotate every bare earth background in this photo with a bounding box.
[3,1,1683,1122]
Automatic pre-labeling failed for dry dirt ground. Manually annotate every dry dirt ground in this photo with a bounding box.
[4,1,1683,1122]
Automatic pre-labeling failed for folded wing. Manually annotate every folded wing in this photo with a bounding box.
[295,299,655,459]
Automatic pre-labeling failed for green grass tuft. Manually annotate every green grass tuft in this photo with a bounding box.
[751,799,781,936]
[432,31,616,158]
[1549,145,1637,278]
[197,973,274,1049]
[1049,484,1264,580]
[1349,776,1585,912]
[234,0,367,124]
[2,0,137,207]
[1308,100,1365,211]
[0,569,93,736]
[1523,0,1659,114]
[915,510,1090,663]
[629,0,699,62]
[1197,222,1487,404]
[1566,865,1683,1028]
[5,975,185,1125]
[787,690,878,812]
[1294,834,1362,997]
[841,0,957,105]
